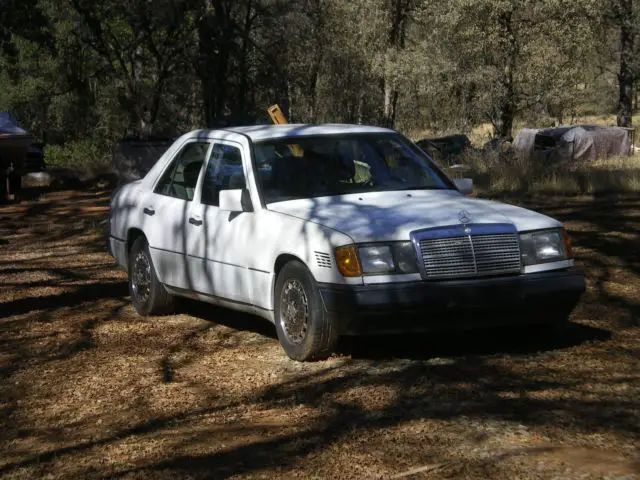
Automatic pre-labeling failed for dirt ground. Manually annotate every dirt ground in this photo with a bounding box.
[1,188,639,479]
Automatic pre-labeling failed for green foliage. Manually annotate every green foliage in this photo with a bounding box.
[44,139,110,171]
[0,0,638,163]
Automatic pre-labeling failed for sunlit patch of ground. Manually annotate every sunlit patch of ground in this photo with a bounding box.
[1,189,639,479]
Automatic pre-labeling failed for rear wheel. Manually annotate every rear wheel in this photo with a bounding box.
[128,236,175,316]
[274,261,339,361]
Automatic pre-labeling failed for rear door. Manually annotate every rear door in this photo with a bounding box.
[141,140,210,290]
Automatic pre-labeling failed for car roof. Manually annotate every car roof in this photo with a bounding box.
[218,124,396,142]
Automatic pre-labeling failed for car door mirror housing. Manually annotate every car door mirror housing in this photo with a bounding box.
[453,178,473,195]
[219,189,252,212]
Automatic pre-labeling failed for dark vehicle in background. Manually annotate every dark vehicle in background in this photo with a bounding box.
[0,112,45,201]
[25,142,45,173]
[415,134,472,163]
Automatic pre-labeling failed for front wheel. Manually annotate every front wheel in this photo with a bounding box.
[274,261,339,361]
[128,236,175,316]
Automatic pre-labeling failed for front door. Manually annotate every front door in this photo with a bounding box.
[186,140,254,304]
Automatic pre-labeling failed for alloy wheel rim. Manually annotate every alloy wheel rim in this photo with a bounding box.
[132,251,151,304]
[280,279,309,345]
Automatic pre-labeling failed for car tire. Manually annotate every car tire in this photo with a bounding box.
[128,236,175,316]
[274,260,339,361]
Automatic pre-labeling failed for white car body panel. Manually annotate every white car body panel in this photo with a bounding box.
[181,204,355,312]
[108,124,572,324]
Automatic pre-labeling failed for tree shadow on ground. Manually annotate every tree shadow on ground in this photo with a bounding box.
[0,281,128,318]
[2,336,637,479]
[177,298,278,340]
[1,190,639,478]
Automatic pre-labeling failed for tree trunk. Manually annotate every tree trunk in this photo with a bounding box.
[134,45,152,137]
[616,0,634,128]
[382,78,393,127]
[237,0,253,115]
[307,54,322,123]
[492,97,515,139]
[198,2,216,127]
[381,0,410,128]
[287,78,294,122]
[492,7,517,139]
[357,90,364,125]
[198,0,233,126]
[307,0,323,123]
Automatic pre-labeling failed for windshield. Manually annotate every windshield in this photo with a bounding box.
[253,133,454,204]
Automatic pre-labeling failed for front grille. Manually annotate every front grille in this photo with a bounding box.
[419,232,521,279]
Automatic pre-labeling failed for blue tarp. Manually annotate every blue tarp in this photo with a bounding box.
[0,112,27,135]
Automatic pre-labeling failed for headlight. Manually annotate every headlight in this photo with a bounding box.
[393,242,420,273]
[359,246,395,274]
[520,228,572,266]
[335,242,419,277]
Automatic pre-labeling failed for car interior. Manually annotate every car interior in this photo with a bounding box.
[201,145,246,206]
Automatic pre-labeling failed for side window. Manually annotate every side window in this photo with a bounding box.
[201,143,246,206]
[155,142,209,201]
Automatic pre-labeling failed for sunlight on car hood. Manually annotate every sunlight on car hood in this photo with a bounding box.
[267,190,561,243]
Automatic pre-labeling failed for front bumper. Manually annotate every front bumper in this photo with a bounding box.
[318,267,585,334]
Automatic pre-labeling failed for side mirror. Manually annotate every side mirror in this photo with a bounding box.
[219,188,253,212]
[453,178,473,195]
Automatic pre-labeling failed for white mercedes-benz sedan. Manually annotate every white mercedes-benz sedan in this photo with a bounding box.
[107,124,585,361]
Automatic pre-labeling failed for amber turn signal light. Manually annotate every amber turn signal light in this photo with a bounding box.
[562,228,573,258]
[335,246,362,277]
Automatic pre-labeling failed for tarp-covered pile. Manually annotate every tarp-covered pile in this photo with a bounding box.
[513,125,631,163]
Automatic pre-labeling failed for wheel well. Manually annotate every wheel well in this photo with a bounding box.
[274,254,302,278]
[273,254,306,308]
[127,228,146,257]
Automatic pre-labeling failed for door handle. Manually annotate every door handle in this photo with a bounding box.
[189,217,203,226]
[143,207,155,216]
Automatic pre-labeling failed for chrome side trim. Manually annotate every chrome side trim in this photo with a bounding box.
[411,223,517,241]
[362,273,423,285]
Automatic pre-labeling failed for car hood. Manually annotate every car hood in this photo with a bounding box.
[267,190,561,243]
